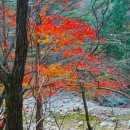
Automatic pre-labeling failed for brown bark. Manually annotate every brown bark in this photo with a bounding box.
[34,2,44,127]
[36,96,43,130]
[35,42,44,130]
[80,83,92,130]
[4,0,29,130]
[77,70,92,130]
[5,84,23,130]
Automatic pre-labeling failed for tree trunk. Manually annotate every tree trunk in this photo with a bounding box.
[5,84,23,130]
[4,0,29,130]
[80,83,92,130]
[36,96,43,130]
[35,41,44,130]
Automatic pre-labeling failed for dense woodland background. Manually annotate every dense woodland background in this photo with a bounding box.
[0,0,130,130]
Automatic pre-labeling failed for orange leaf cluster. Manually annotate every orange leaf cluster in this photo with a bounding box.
[34,13,96,46]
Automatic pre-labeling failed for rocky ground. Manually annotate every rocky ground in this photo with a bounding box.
[23,91,130,130]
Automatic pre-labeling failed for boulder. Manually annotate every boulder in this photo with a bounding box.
[100,121,114,127]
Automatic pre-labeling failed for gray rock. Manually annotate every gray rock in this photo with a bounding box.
[100,121,114,127]
[69,128,75,130]
[77,121,83,127]
[128,120,130,128]
[73,107,81,111]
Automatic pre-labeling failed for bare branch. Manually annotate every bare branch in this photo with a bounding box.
[96,86,130,99]
[0,64,9,86]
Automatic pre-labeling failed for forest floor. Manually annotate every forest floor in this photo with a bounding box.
[23,91,130,130]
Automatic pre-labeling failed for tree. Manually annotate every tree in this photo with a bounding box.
[0,0,129,130]
[0,0,29,129]
[23,1,129,129]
